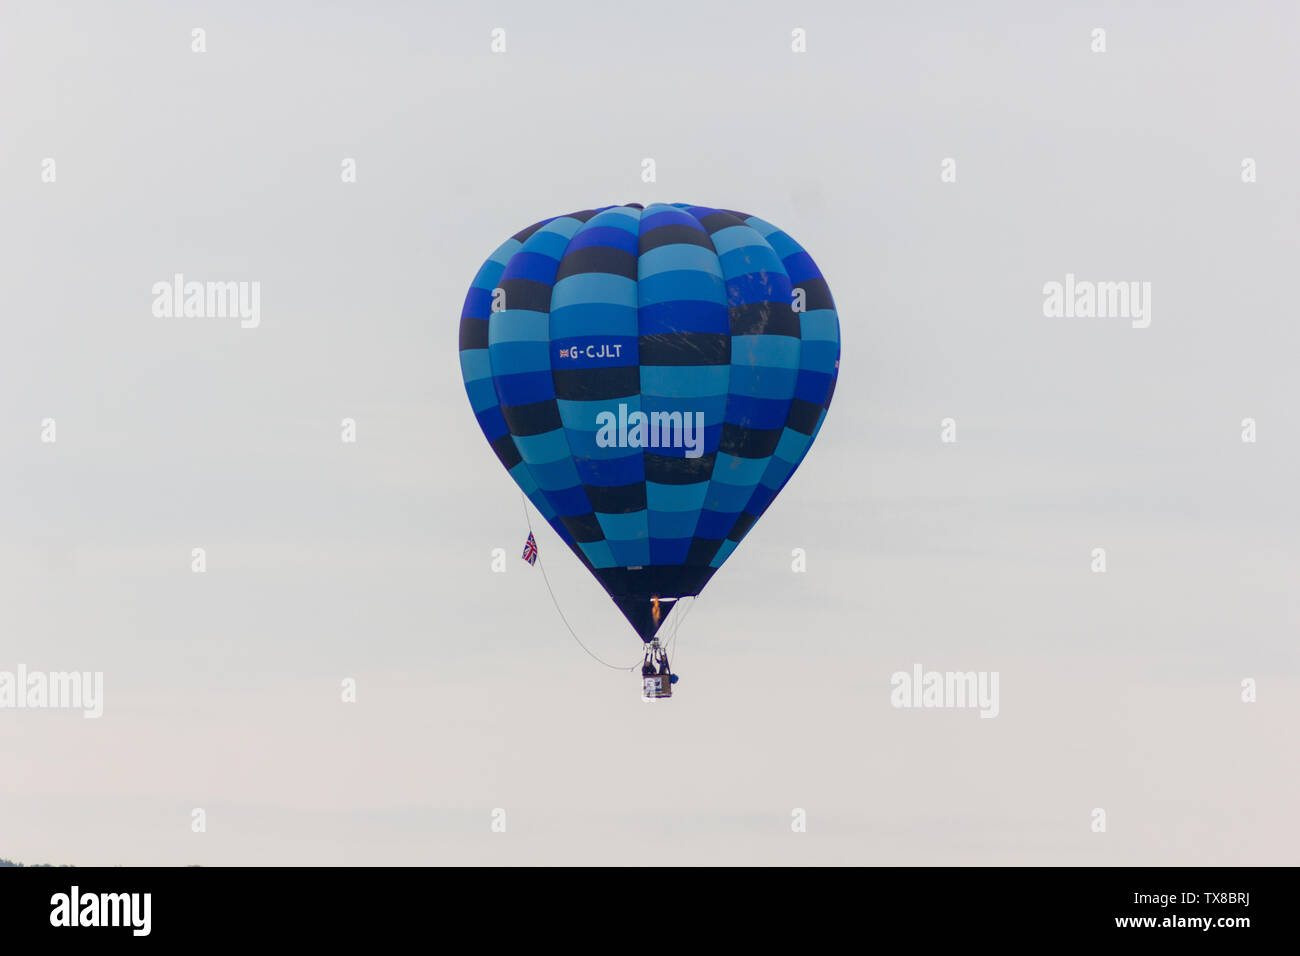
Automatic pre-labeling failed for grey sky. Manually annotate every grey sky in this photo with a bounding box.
[1,0,1296,865]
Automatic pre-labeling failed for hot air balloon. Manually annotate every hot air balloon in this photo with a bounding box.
[458,203,840,696]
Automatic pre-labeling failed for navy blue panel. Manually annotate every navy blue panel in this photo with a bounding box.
[555,246,638,281]
[552,366,640,401]
[729,302,801,337]
[638,332,730,366]
[585,482,648,514]
[643,452,715,485]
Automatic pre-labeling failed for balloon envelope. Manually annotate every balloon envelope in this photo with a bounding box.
[458,203,840,642]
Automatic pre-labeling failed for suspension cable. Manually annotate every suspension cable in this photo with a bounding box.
[519,494,640,671]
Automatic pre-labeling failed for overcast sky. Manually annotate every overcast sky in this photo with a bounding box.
[1,0,1296,865]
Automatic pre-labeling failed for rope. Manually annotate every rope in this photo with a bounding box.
[666,595,694,665]
[520,494,640,671]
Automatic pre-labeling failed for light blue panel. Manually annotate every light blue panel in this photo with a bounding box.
[550,303,639,338]
[487,340,551,375]
[638,244,723,279]
[551,273,637,310]
[704,483,752,513]
[459,349,491,382]
[557,396,641,432]
[471,263,507,293]
[719,245,785,279]
[638,271,726,306]
[730,334,800,370]
[489,309,550,344]
[709,225,768,256]
[799,309,839,342]
[594,206,642,232]
[514,428,573,465]
[479,237,522,276]
[529,220,584,259]
[509,465,558,523]
[646,481,709,512]
[762,232,802,261]
[530,457,583,491]
[639,364,729,398]
[772,241,807,266]
[773,427,813,464]
[709,538,738,568]
[741,216,779,239]
[508,461,540,497]
[579,539,617,569]
[596,510,649,541]
[710,452,770,487]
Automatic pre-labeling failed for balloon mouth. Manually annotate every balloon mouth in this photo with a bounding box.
[651,596,661,630]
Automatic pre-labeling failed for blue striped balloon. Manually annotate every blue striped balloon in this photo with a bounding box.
[458,203,840,642]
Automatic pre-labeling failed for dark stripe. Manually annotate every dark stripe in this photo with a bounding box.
[497,278,553,315]
[556,245,638,281]
[730,302,801,337]
[684,538,724,566]
[552,366,640,401]
[719,422,783,458]
[638,332,730,366]
[594,564,716,599]
[644,452,715,485]
[585,482,647,514]
[786,398,824,435]
[696,211,745,234]
[794,277,835,311]
[500,400,562,437]
[489,433,522,470]
[726,511,759,542]
[511,218,554,243]
[459,317,489,350]
[638,224,714,253]
[560,512,605,543]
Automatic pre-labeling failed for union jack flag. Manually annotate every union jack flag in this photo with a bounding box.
[521,532,538,566]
